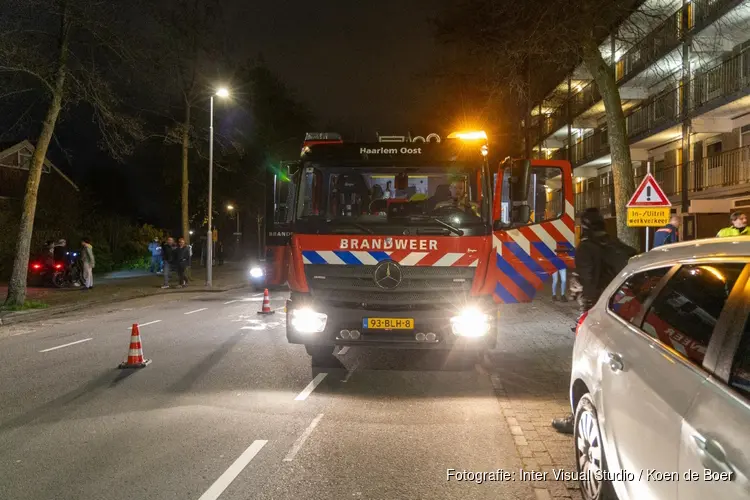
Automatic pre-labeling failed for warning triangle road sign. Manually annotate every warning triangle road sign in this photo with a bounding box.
[627,173,671,207]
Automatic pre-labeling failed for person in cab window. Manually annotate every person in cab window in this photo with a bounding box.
[717,211,748,237]
[384,181,393,199]
[436,180,478,216]
[653,215,680,248]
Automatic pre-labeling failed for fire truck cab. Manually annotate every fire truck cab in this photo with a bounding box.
[277,132,575,362]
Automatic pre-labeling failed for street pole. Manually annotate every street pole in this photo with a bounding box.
[645,161,651,252]
[206,95,214,287]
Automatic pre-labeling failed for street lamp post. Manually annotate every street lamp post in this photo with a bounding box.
[206,87,230,288]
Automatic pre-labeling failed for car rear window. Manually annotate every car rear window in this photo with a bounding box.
[608,267,670,325]
[642,263,745,368]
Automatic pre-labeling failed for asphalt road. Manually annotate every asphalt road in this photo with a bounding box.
[0,287,568,500]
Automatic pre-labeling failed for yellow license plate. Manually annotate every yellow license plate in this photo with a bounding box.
[364,317,415,330]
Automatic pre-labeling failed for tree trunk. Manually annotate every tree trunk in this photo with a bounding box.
[181,103,191,244]
[582,41,639,249]
[4,6,70,307]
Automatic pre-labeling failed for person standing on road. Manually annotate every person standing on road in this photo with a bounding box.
[652,215,680,248]
[161,237,176,289]
[148,237,163,274]
[551,208,637,434]
[551,269,568,302]
[717,211,748,237]
[80,237,95,290]
[176,237,190,288]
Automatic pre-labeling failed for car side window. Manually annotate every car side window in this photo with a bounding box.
[730,321,750,399]
[608,267,670,325]
[642,263,745,367]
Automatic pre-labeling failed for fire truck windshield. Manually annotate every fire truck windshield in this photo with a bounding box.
[295,163,490,231]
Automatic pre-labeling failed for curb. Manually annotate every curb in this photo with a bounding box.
[0,282,249,326]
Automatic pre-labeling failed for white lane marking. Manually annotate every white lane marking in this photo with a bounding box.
[272,306,286,312]
[342,360,359,383]
[294,373,327,401]
[185,308,208,315]
[337,346,349,356]
[224,300,240,305]
[283,414,324,462]
[125,320,161,330]
[39,338,92,353]
[198,440,268,500]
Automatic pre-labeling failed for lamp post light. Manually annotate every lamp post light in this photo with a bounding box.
[206,86,230,287]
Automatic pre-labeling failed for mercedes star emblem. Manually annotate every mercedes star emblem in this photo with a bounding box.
[373,260,403,290]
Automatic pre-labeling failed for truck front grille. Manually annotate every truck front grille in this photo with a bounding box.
[304,264,476,308]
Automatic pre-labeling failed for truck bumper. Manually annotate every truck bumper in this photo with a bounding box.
[285,296,497,351]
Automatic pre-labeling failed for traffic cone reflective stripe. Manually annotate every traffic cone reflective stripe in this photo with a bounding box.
[118,323,151,369]
[257,288,275,315]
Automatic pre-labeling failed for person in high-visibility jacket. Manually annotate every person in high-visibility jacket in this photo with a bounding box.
[653,215,680,248]
[717,211,749,237]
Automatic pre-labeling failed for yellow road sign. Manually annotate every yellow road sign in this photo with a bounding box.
[627,207,671,227]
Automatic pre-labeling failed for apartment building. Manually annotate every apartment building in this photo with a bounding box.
[527,0,750,239]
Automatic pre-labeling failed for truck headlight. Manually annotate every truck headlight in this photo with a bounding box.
[291,307,327,333]
[249,266,264,278]
[450,307,491,337]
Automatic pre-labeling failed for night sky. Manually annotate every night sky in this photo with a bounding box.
[224,0,445,137]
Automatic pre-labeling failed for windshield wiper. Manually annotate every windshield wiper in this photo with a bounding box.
[401,214,464,236]
[326,220,374,234]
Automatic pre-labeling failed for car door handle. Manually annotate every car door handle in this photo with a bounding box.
[693,434,736,477]
[607,352,624,372]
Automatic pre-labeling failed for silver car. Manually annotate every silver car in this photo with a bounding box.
[569,236,750,500]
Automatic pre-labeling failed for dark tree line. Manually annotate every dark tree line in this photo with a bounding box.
[0,0,313,306]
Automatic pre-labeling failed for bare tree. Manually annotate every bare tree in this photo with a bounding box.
[146,0,224,245]
[436,0,687,247]
[0,0,143,306]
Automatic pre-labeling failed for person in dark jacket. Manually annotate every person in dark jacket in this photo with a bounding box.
[175,237,190,287]
[551,207,636,434]
[161,237,176,288]
[652,215,680,248]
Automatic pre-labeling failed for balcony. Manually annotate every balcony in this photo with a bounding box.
[692,49,750,111]
[633,145,750,198]
[572,128,610,165]
[616,7,684,84]
[635,163,682,198]
[626,84,682,140]
[530,0,742,145]
[574,178,615,215]
[691,145,750,192]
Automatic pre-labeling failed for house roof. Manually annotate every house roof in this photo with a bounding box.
[0,140,79,192]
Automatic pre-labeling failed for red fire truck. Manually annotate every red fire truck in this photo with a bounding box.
[269,131,575,362]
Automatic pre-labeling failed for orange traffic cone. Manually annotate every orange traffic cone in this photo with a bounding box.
[257,288,275,315]
[118,324,152,369]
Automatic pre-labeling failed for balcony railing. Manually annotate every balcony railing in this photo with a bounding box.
[626,84,682,138]
[691,145,750,192]
[574,179,616,214]
[617,7,684,83]
[635,163,682,198]
[572,128,610,165]
[692,49,750,110]
[530,0,741,145]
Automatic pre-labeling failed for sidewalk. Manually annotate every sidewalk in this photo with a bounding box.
[0,263,250,326]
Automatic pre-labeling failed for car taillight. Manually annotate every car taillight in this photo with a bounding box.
[575,310,589,336]
[31,263,42,270]
[54,264,63,270]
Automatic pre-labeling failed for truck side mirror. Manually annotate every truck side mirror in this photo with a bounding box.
[508,159,532,203]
